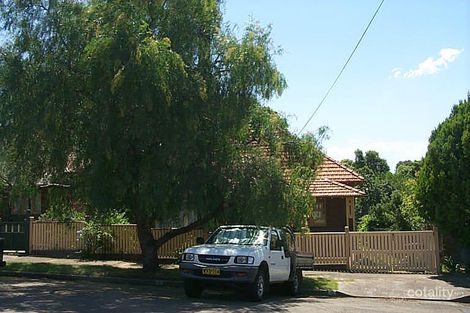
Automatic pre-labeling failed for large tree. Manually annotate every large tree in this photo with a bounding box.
[417,96,470,249]
[342,150,425,231]
[0,0,321,270]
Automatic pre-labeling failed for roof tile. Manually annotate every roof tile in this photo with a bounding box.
[316,156,364,183]
[309,178,366,197]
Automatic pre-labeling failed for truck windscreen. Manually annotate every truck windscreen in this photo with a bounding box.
[206,227,268,246]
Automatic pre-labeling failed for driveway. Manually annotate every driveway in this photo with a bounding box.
[0,277,469,313]
[305,271,470,301]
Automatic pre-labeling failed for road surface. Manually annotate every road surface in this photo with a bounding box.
[0,277,468,313]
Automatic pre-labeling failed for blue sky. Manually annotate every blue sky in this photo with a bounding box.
[223,0,470,170]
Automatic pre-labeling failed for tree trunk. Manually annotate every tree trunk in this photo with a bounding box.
[135,201,224,272]
[136,216,159,272]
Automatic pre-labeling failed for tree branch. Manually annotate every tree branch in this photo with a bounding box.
[154,200,224,247]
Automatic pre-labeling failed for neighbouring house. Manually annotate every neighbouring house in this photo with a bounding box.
[0,184,70,220]
[307,156,365,232]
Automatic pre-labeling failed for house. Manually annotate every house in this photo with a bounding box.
[0,184,68,220]
[308,156,365,232]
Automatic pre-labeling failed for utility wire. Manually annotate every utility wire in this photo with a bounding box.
[298,0,385,135]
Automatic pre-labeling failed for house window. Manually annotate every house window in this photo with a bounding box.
[311,198,327,227]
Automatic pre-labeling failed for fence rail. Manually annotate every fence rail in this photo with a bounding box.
[295,232,347,265]
[295,226,440,273]
[29,221,206,259]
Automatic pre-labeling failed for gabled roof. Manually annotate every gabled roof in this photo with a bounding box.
[309,178,366,197]
[316,156,364,184]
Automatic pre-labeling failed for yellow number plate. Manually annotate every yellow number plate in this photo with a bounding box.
[202,268,221,276]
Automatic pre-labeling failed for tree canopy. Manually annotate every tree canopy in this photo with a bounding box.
[342,149,425,231]
[0,0,322,270]
[417,96,470,248]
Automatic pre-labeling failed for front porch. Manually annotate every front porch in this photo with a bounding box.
[307,156,366,232]
[308,196,357,232]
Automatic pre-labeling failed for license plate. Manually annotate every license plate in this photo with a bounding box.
[202,268,220,276]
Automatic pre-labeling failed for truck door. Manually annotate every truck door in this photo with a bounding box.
[269,230,288,282]
[278,229,291,281]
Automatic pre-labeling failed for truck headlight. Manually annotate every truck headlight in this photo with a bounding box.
[234,256,254,264]
[183,253,195,262]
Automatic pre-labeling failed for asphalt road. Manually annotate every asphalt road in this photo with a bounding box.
[0,277,468,313]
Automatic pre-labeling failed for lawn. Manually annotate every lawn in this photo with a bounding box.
[303,276,338,291]
[2,261,181,281]
[1,261,338,291]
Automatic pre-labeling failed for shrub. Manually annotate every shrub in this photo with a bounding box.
[79,221,114,257]
[441,255,457,273]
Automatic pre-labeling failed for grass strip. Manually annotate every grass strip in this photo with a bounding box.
[2,261,180,280]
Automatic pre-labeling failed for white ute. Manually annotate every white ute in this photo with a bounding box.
[179,225,314,301]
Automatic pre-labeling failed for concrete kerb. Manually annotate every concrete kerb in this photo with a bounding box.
[332,290,470,304]
[301,289,468,303]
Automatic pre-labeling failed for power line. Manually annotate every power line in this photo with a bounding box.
[298,0,385,135]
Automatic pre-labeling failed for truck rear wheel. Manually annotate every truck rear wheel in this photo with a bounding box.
[247,266,268,301]
[184,279,204,298]
[286,269,302,296]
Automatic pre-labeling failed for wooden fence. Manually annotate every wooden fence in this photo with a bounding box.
[27,220,440,273]
[29,220,206,259]
[295,226,440,273]
[295,232,347,265]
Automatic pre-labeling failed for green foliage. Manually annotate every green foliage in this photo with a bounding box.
[39,206,86,223]
[0,0,322,268]
[343,150,425,231]
[354,150,390,174]
[441,255,457,273]
[396,160,421,179]
[79,221,114,257]
[91,211,129,225]
[222,106,322,229]
[38,187,85,222]
[417,97,470,248]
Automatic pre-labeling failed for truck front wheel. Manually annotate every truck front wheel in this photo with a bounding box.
[184,278,204,298]
[247,266,268,301]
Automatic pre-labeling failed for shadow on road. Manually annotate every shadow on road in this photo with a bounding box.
[0,277,328,313]
[430,273,470,289]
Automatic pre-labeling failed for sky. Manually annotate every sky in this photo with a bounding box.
[222,0,470,170]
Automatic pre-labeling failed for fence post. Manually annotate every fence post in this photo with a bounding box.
[344,226,351,271]
[27,217,34,255]
[432,226,440,274]
[23,213,30,254]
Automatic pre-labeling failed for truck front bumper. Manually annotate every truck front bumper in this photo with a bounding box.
[179,262,258,284]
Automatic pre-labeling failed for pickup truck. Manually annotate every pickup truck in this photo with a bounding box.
[179,225,314,301]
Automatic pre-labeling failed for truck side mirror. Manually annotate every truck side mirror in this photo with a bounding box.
[196,236,205,245]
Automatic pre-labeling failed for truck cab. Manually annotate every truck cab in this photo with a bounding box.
[179,225,314,301]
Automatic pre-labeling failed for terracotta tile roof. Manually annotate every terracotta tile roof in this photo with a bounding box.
[316,156,364,184]
[244,142,366,198]
[309,178,366,197]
